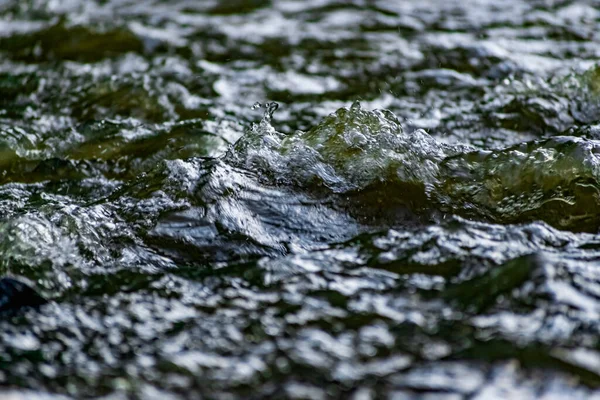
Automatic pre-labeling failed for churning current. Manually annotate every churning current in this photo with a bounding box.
[1,0,600,399]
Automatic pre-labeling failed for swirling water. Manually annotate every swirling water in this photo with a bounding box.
[1,0,600,399]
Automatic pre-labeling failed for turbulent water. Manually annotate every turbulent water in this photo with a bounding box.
[1,0,600,398]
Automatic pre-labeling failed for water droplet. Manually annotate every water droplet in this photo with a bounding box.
[264,102,279,121]
[251,102,262,110]
[350,100,361,112]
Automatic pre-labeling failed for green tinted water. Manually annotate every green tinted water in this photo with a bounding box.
[1,1,600,398]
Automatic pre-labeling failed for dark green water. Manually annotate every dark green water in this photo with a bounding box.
[1,0,600,398]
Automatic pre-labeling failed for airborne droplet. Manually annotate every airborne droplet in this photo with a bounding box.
[264,102,279,121]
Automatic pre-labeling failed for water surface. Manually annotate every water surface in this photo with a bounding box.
[1,0,600,398]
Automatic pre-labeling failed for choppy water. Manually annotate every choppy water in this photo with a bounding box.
[1,0,600,398]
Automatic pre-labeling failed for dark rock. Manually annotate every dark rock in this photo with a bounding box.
[0,277,47,313]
